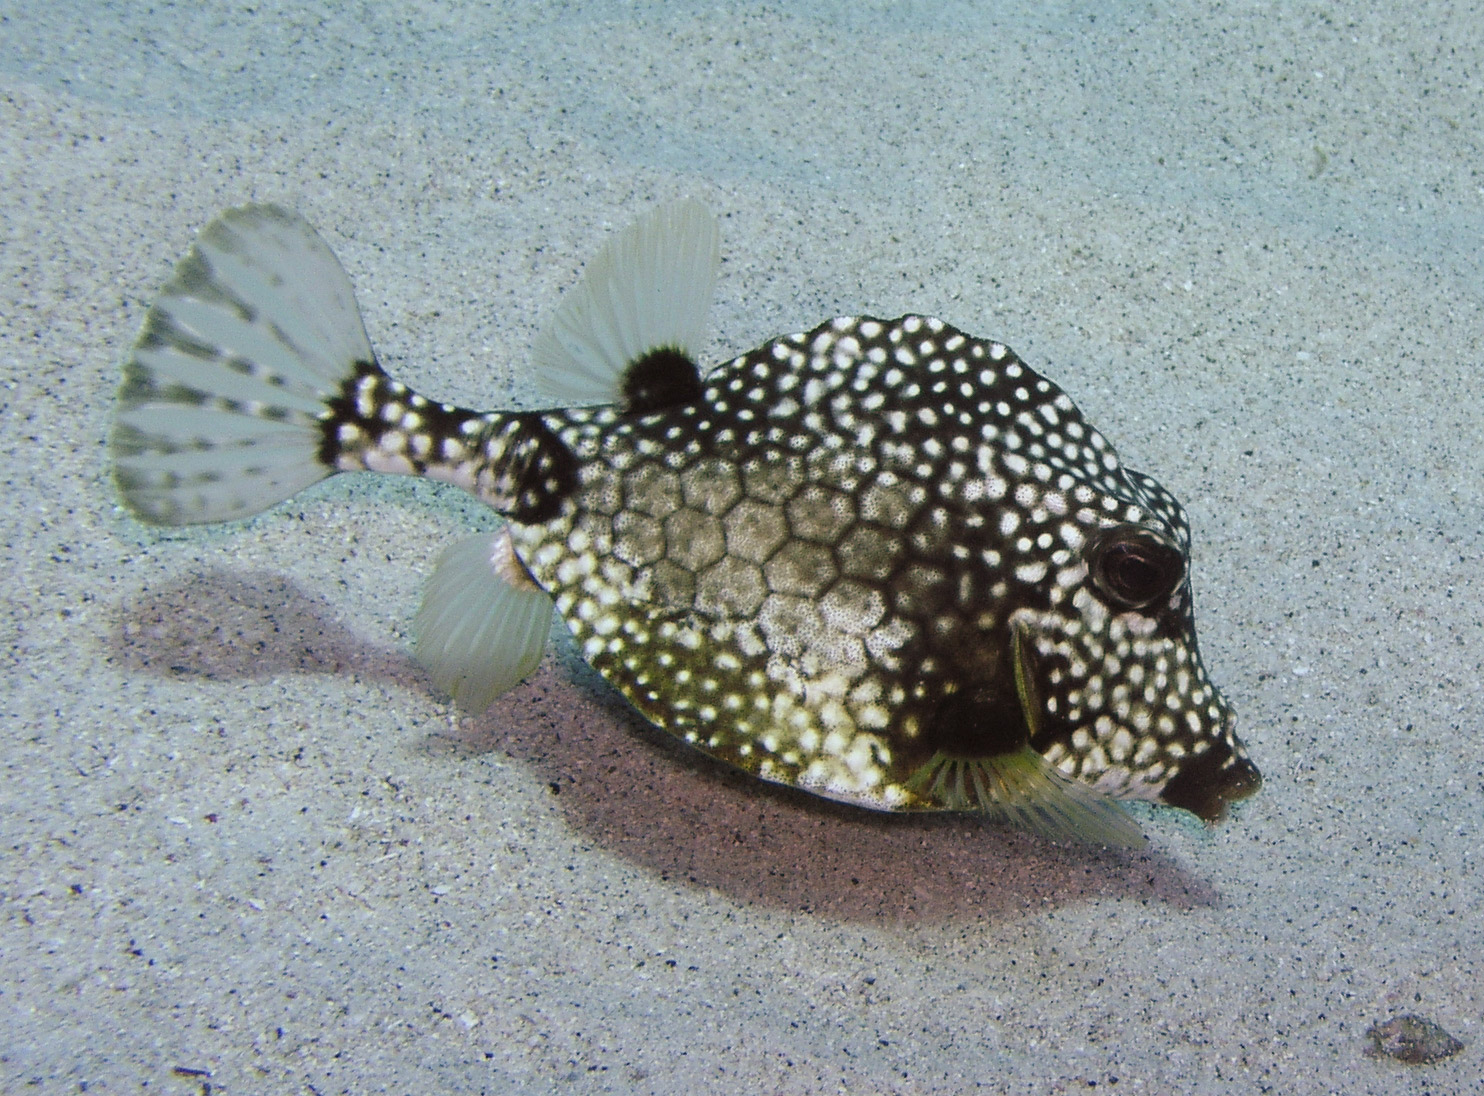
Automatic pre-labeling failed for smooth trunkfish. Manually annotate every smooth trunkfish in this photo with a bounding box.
[112,200,1260,847]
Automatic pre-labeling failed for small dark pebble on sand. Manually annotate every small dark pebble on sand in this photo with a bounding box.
[1364,1015,1464,1064]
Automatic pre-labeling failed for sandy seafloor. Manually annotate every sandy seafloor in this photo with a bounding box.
[3,1,1483,1092]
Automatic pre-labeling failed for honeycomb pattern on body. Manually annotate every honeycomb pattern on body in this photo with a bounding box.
[507,315,1252,810]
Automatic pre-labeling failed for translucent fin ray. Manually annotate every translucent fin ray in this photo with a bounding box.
[530,198,720,407]
[904,747,1147,848]
[111,204,375,525]
[414,530,554,710]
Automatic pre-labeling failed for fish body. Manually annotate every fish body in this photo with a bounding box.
[113,201,1260,845]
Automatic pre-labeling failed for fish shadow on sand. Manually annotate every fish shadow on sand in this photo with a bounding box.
[432,649,1226,925]
[109,568,1221,924]
[108,567,421,689]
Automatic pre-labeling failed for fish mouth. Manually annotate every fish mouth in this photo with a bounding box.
[1158,710,1262,822]
[1012,617,1262,824]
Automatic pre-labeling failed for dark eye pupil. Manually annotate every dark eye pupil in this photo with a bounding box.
[1105,546,1164,601]
[1089,529,1184,609]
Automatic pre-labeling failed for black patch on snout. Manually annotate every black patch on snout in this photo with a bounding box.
[1160,745,1262,822]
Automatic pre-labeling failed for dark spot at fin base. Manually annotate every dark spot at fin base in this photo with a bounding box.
[622,347,703,415]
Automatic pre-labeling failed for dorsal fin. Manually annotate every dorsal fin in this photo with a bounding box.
[530,199,720,409]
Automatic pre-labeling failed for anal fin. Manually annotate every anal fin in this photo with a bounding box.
[413,528,554,709]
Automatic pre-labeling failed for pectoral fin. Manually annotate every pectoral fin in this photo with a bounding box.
[1009,619,1146,847]
[900,623,1146,847]
[903,746,1146,848]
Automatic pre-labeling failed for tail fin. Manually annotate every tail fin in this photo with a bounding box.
[111,204,375,525]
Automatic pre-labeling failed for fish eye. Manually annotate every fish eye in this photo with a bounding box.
[1087,526,1185,610]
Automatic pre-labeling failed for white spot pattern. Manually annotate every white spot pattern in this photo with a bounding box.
[497,315,1256,816]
